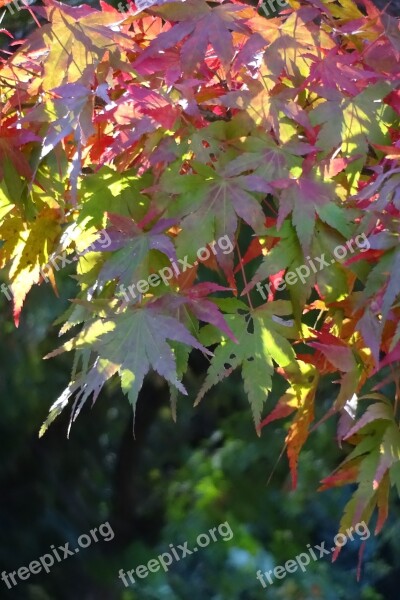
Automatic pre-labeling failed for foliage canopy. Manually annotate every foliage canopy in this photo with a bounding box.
[1,0,400,543]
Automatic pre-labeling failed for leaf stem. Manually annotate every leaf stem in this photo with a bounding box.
[236,240,253,310]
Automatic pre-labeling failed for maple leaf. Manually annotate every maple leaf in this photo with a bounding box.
[384,90,400,116]
[0,209,61,325]
[21,83,98,200]
[0,117,36,180]
[309,83,395,176]
[242,219,315,323]
[256,8,335,88]
[43,304,211,433]
[303,48,381,96]
[222,135,314,181]
[134,0,252,74]
[162,162,270,273]
[219,80,313,138]
[112,83,180,130]
[90,214,177,293]
[258,360,318,487]
[322,400,400,540]
[273,174,351,254]
[196,300,298,428]
[79,168,152,228]
[23,83,96,159]
[34,3,136,91]
[285,376,316,487]
[152,283,237,341]
[243,217,354,326]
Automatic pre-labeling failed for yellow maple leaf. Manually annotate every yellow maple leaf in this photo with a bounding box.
[0,209,61,325]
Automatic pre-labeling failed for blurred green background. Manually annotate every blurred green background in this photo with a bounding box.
[1,1,400,599]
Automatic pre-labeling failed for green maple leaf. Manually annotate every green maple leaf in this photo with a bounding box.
[310,83,394,156]
[245,219,352,320]
[310,83,395,189]
[276,175,351,254]
[93,308,209,405]
[196,301,298,428]
[162,161,268,271]
[79,168,151,228]
[222,134,309,181]
[42,306,210,435]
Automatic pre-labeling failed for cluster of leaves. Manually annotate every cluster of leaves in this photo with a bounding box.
[0,0,399,542]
